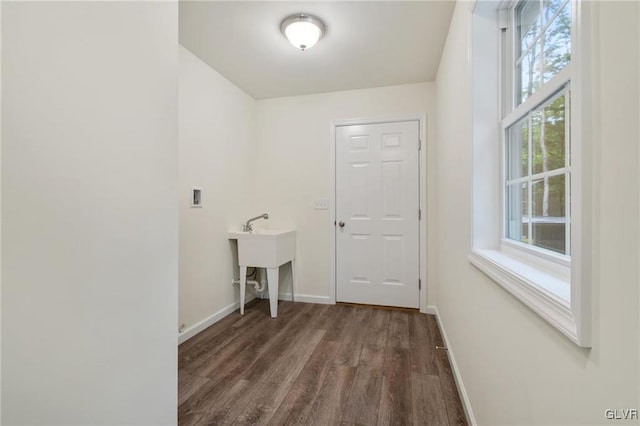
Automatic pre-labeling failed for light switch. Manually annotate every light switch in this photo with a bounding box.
[314,198,329,210]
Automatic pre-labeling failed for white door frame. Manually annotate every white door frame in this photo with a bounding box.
[329,114,428,313]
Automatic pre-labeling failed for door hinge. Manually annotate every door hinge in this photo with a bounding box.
[418,139,422,151]
[418,209,422,220]
[419,278,422,290]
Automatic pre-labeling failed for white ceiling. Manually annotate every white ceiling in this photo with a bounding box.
[179,1,455,100]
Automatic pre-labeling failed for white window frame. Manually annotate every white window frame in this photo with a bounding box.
[468,0,592,347]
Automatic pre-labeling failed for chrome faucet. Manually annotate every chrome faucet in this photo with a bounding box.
[243,213,269,232]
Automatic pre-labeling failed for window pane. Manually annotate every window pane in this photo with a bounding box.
[506,182,529,243]
[517,0,541,53]
[515,0,571,106]
[518,43,542,105]
[507,118,529,180]
[543,0,568,26]
[533,94,566,174]
[532,174,566,254]
[542,0,571,83]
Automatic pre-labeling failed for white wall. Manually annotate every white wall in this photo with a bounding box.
[176,32,438,325]
[179,73,437,329]
[2,3,178,424]
[435,1,639,424]
[253,83,437,307]
[178,46,255,334]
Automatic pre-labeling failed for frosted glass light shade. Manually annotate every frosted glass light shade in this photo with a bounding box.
[281,14,325,51]
[285,21,321,50]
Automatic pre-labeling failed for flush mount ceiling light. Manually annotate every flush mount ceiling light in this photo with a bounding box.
[280,13,325,51]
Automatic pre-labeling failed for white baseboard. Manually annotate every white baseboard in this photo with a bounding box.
[432,306,477,426]
[426,305,437,315]
[178,294,255,345]
[291,293,332,304]
[258,292,333,305]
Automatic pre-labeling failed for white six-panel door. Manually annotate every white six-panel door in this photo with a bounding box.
[335,121,420,308]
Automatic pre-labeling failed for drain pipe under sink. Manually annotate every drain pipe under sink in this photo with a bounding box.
[231,278,266,292]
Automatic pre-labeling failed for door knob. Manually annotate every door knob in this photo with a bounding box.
[338,221,345,228]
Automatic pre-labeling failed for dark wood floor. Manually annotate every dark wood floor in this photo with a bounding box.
[178,300,467,426]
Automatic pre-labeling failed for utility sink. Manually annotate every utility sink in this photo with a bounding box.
[229,229,296,318]
[228,229,296,268]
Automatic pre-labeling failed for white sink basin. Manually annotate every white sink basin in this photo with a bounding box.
[229,229,297,318]
[228,229,296,268]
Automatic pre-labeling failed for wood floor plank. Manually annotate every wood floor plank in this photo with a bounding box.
[334,307,371,367]
[411,372,449,425]
[177,298,263,357]
[319,304,354,341]
[186,319,275,380]
[427,314,444,347]
[241,304,324,384]
[179,307,268,372]
[377,347,413,426]
[436,350,467,426]
[359,309,391,367]
[341,366,384,425]
[190,302,306,379]
[177,300,467,426]
[262,329,326,384]
[231,379,293,426]
[427,313,467,425]
[178,378,218,425]
[230,299,269,327]
[306,303,331,329]
[268,341,342,426]
[303,364,357,426]
[369,307,392,330]
[178,372,212,407]
[178,309,258,370]
[190,378,251,425]
[387,311,411,350]
[178,303,308,421]
[216,330,325,425]
[313,302,342,332]
[408,313,439,375]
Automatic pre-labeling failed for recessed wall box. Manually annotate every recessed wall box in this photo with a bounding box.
[191,187,202,208]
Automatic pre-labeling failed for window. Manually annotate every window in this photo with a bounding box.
[504,0,571,260]
[468,0,591,347]
[506,91,570,257]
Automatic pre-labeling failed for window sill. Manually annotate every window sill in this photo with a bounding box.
[468,248,582,345]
